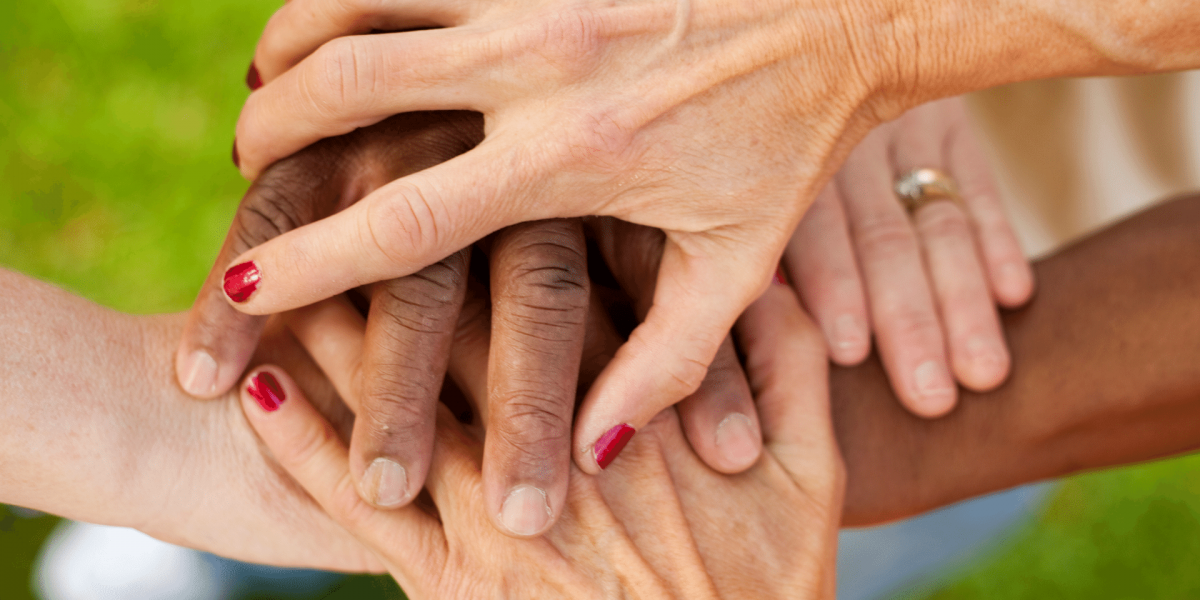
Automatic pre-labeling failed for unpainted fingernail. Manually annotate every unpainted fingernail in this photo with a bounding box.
[966,336,1008,375]
[246,62,262,91]
[247,371,286,412]
[715,413,760,469]
[832,314,867,354]
[223,261,260,303]
[913,360,956,414]
[181,350,218,397]
[594,423,636,470]
[362,458,410,508]
[500,485,552,536]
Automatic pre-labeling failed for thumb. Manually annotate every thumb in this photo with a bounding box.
[572,242,772,474]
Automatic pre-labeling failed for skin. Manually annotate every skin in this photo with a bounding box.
[4,194,1200,585]
[246,282,843,599]
[186,98,1028,536]
[221,0,1200,482]
[181,112,766,537]
[788,97,1034,415]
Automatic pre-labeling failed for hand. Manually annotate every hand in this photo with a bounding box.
[785,97,1033,416]
[180,113,600,537]
[221,0,913,475]
[240,274,843,598]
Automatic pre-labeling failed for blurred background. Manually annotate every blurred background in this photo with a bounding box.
[2,0,1200,598]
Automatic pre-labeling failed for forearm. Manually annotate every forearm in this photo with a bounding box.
[835,194,1200,526]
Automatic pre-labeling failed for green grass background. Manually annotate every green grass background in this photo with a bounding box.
[1,0,1198,598]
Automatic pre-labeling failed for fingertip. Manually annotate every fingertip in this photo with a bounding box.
[993,261,1036,308]
[907,360,958,418]
[177,348,220,398]
[825,314,871,366]
[497,484,553,538]
[713,413,762,473]
[954,335,1011,392]
[359,457,414,509]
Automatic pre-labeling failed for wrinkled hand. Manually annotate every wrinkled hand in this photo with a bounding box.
[181,112,763,538]
[241,272,843,598]
[223,0,911,473]
[786,97,1033,416]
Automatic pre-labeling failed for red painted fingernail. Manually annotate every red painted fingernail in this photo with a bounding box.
[594,424,635,469]
[772,267,786,285]
[232,138,240,169]
[246,62,262,91]
[223,261,261,303]
[248,371,286,412]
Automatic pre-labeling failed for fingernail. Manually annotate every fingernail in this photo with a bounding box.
[362,458,410,508]
[772,267,787,285]
[966,336,1008,375]
[715,413,760,468]
[500,485,552,536]
[223,261,260,303]
[913,360,955,412]
[232,138,240,169]
[246,62,262,91]
[181,350,218,396]
[594,423,635,469]
[831,314,867,354]
[247,371,286,412]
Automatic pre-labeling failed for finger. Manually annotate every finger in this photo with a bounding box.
[237,366,443,581]
[483,220,589,537]
[573,241,768,474]
[785,184,871,366]
[253,0,475,84]
[943,104,1035,308]
[588,219,762,474]
[349,249,471,510]
[236,29,495,178]
[285,296,368,412]
[910,201,1010,391]
[734,284,841,488]
[675,336,762,474]
[176,161,341,398]
[840,132,957,417]
[891,104,1010,391]
[221,147,521,316]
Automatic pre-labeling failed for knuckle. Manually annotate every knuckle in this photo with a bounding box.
[366,184,448,271]
[492,395,572,456]
[916,204,973,241]
[852,213,919,259]
[372,259,468,335]
[309,37,375,119]
[359,380,436,441]
[233,180,314,252]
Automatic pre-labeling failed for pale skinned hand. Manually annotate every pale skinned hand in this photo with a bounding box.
[241,275,843,599]
[786,97,1034,416]
[222,0,904,475]
[180,112,761,537]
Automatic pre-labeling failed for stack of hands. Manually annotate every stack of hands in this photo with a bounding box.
[6,0,1200,596]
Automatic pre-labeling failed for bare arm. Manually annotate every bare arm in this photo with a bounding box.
[836,193,1200,525]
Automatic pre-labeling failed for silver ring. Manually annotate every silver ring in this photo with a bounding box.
[894,168,961,214]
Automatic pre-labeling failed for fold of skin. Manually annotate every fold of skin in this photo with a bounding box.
[2,194,1200,570]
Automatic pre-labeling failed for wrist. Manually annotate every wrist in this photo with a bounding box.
[851,0,1200,124]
